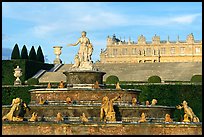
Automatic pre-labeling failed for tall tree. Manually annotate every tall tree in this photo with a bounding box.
[11,43,20,59]
[36,46,45,63]
[21,45,29,59]
[29,46,37,61]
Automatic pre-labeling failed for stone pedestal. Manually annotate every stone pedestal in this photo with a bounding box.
[63,70,106,88]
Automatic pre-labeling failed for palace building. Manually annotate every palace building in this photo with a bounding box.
[100,33,202,63]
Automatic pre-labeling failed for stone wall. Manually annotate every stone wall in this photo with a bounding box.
[2,122,202,135]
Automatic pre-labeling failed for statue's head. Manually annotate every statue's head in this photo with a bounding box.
[81,31,87,37]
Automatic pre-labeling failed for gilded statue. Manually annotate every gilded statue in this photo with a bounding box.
[100,95,121,122]
[92,81,100,89]
[132,98,137,106]
[2,98,30,121]
[29,112,38,122]
[80,113,88,123]
[56,112,64,122]
[176,100,199,122]
[66,97,72,104]
[151,99,157,105]
[164,114,173,122]
[47,82,51,88]
[68,31,94,70]
[146,101,150,106]
[183,114,190,122]
[58,81,64,88]
[115,82,121,90]
[138,112,147,123]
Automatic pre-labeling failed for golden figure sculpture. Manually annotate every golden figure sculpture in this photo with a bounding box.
[47,82,51,88]
[72,55,80,68]
[115,82,121,90]
[58,81,64,88]
[93,81,100,89]
[29,112,38,122]
[138,112,147,123]
[39,96,45,105]
[2,98,30,121]
[176,100,199,122]
[66,97,72,104]
[164,114,173,122]
[100,95,121,122]
[132,98,137,106]
[146,101,150,106]
[151,99,157,105]
[56,112,64,122]
[80,113,88,123]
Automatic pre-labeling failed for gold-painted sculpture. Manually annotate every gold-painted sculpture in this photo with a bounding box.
[115,82,121,90]
[176,100,199,122]
[39,96,45,105]
[29,112,38,122]
[93,81,100,89]
[164,114,173,122]
[183,114,190,122]
[100,95,121,122]
[56,112,64,122]
[58,81,64,88]
[146,101,150,106]
[2,98,30,121]
[138,112,147,123]
[66,97,72,104]
[151,99,157,105]
[47,82,51,88]
[80,113,88,123]
[132,98,137,106]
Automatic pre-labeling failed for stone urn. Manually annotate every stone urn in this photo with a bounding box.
[14,66,22,85]
[53,46,63,64]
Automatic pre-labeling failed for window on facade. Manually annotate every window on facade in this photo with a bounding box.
[113,49,118,55]
[132,48,137,55]
[180,47,185,54]
[195,47,200,54]
[161,47,166,55]
[146,48,151,56]
[170,47,175,54]
[122,48,128,55]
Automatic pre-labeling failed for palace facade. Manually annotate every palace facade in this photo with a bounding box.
[100,33,202,63]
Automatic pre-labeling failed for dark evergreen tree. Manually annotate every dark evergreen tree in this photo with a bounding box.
[11,43,20,59]
[36,46,45,63]
[21,45,29,59]
[28,46,37,61]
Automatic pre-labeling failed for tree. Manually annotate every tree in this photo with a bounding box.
[106,75,119,84]
[36,46,45,63]
[21,45,29,59]
[29,46,37,61]
[11,43,20,59]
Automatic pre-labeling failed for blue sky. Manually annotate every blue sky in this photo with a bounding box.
[2,2,202,63]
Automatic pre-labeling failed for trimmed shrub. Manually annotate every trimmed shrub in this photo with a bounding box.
[37,46,45,63]
[21,45,29,59]
[191,75,202,83]
[27,78,39,85]
[148,75,161,83]
[106,75,119,84]
[11,43,20,59]
[29,46,37,61]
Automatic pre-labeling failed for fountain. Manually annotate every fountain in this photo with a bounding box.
[2,31,202,135]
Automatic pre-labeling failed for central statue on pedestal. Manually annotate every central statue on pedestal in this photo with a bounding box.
[64,31,106,87]
[68,31,94,70]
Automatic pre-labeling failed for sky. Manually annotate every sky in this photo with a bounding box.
[2,2,202,63]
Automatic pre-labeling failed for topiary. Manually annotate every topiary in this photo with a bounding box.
[11,43,21,59]
[21,45,29,59]
[27,78,39,85]
[29,46,37,61]
[36,46,45,63]
[106,75,119,84]
[191,75,202,83]
[148,75,161,83]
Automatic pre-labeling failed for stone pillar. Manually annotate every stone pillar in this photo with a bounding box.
[14,66,22,85]
[53,46,62,64]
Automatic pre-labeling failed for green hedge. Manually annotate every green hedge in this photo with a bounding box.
[27,78,39,85]
[191,75,202,83]
[106,75,119,84]
[2,86,35,105]
[106,84,202,121]
[2,60,54,85]
[148,75,161,83]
